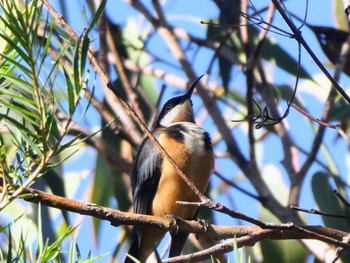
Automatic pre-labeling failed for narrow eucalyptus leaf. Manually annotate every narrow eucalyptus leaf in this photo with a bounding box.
[62,67,75,115]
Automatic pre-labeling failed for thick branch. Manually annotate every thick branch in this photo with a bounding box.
[11,185,350,252]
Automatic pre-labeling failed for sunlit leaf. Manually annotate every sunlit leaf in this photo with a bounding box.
[334,0,349,31]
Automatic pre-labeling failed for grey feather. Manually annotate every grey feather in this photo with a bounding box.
[131,131,163,215]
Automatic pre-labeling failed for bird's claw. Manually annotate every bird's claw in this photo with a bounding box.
[168,215,183,235]
[197,218,209,234]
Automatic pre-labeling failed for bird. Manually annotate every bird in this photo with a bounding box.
[125,75,214,262]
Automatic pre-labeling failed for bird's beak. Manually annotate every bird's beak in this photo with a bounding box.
[182,74,205,101]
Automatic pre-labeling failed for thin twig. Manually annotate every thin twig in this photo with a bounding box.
[291,205,350,220]
[214,171,261,201]
[334,190,350,208]
[271,0,350,103]
[104,18,145,121]
[291,103,350,144]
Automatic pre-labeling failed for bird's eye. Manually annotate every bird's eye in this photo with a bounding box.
[165,104,172,112]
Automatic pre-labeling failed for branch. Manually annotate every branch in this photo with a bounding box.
[7,184,350,257]
[297,30,350,179]
[291,103,350,144]
[271,0,350,103]
[102,14,146,121]
[163,225,349,263]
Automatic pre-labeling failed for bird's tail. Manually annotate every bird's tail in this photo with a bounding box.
[124,231,139,263]
[169,231,189,258]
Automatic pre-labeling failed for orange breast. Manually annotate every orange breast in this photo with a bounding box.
[151,131,214,219]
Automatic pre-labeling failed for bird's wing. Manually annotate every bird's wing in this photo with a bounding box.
[131,132,163,215]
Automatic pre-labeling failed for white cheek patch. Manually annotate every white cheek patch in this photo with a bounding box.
[159,104,182,127]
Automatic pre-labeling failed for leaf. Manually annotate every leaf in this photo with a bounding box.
[218,55,233,91]
[63,66,75,115]
[80,34,90,78]
[217,10,239,91]
[0,21,29,62]
[43,169,69,224]
[0,99,39,122]
[259,207,308,263]
[87,0,106,35]
[328,97,350,121]
[134,75,157,123]
[260,239,307,263]
[92,153,113,239]
[206,19,239,91]
[0,45,32,76]
[311,172,350,231]
[334,0,349,31]
[273,84,303,106]
[73,39,81,95]
[258,165,308,262]
[254,26,311,80]
[206,21,312,92]
[308,25,350,76]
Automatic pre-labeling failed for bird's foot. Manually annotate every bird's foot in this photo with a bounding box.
[167,215,183,235]
[196,218,209,235]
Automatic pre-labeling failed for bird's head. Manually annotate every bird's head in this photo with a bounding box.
[155,75,204,128]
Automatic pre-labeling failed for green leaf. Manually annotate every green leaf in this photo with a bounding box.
[218,57,233,90]
[311,172,350,231]
[329,97,350,121]
[0,51,32,76]
[44,112,60,141]
[37,225,78,262]
[0,72,35,95]
[0,22,29,62]
[206,19,240,91]
[260,239,307,263]
[92,153,113,240]
[135,75,157,122]
[73,39,81,95]
[217,11,239,91]
[259,208,308,263]
[63,66,75,115]
[1,112,37,140]
[86,0,106,35]
[43,169,69,224]
[334,0,349,31]
[0,99,39,122]
[80,0,107,76]
[0,89,37,111]
[80,34,90,78]
[253,26,311,80]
